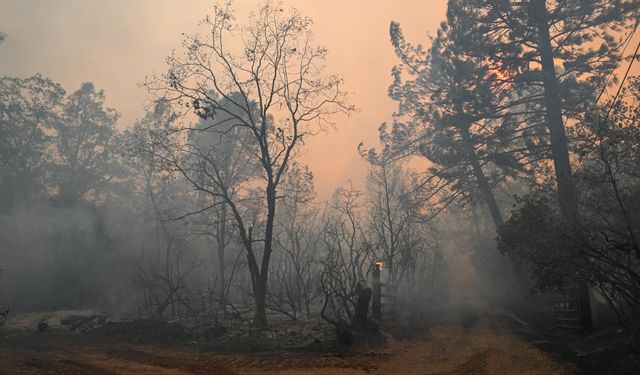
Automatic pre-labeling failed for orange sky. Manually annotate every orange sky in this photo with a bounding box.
[0,0,448,201]
[5,1,635,202]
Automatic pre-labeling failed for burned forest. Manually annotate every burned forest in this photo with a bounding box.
[1,1,640,374]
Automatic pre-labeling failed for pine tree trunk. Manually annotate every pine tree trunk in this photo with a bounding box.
[531,0,592,329]
[459,125,532,299]
[531,0,579,221]
[460,127,504,227]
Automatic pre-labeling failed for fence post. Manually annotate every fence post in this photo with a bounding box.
[372,261,382,321]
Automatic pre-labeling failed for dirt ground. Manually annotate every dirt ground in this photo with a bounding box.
[0,308,578,375]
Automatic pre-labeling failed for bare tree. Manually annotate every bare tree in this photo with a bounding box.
[320,185,374,325]
[145,2,353,325]
[189,93,259,313]
[269,163,322,319]
[365,158,428,284]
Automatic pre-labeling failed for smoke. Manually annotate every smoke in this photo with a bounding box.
[0,201,140,311]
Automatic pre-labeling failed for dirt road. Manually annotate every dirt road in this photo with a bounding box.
[0,312,574,374]
[370,315,573,375]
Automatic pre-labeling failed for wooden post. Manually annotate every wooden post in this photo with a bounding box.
[372,261,382,321]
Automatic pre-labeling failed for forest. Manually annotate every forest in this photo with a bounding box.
[1,1,640,374]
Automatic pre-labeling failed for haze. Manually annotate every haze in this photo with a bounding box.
[0,0,447,200]
[2,1,640,374]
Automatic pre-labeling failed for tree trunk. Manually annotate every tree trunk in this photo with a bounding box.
[216,205,227,302]
[372,263,382,321]
[460,127,505,227]
[531,0,579,221]
[352,284,372,330]
[531,0,592,329]
[387,256,394,285]
[254,283,268,326]
[252,183,277,326]
[459,125,532,299]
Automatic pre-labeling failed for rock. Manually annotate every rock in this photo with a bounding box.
[37,320,48,333]
[62,314,108,331]
[93,316,107,327]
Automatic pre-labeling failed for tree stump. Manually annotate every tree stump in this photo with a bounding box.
[352,284,372,330]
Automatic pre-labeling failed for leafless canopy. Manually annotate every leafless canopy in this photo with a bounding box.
[143,2,354,325]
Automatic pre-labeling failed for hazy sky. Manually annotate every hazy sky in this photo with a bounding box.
[0,0,447,201]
